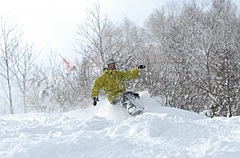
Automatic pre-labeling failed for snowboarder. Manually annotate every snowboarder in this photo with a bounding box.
[90,59,146,116]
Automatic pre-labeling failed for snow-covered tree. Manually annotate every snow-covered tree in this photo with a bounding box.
[145,0,240,116]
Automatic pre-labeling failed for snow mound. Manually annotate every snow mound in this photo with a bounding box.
[1,91,240,158]
[70,91,205,122]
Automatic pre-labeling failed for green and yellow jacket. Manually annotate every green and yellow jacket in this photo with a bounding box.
[91,68,139,104]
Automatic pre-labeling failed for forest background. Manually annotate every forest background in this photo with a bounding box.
[0,0,240,117]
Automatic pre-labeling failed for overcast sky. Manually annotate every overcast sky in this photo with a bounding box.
[0,0,240,60]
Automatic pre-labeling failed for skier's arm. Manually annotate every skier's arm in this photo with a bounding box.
[121,67,139,80]
[91,76,104,99]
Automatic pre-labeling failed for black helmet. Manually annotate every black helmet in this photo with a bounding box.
[106,59,115,65]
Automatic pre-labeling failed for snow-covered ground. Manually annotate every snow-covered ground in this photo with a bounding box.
[0,91,240,158]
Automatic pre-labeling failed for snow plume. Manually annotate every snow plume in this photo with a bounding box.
[96,99,129,121]
[94,91,160,121]
[0,91,240,158]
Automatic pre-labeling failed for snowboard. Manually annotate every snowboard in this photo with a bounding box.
[131,108,144,117]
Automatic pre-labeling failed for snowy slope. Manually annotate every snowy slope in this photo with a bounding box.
[0,91,240,158]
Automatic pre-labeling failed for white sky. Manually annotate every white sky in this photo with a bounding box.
[0,0,169,60]
[0,0,240,60]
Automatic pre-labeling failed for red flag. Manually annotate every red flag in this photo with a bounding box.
[63,58,70,71]
[59,53,70,71]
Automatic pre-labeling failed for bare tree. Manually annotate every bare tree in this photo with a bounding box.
[75,2,120,70]
[26,63,48,112]
[0,17,21,114]
[12,43,39,113]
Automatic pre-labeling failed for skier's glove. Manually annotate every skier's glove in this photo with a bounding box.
[138,65,146,69]
[93,97,99,106]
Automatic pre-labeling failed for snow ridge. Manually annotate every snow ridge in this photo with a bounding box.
[0,91,240,158]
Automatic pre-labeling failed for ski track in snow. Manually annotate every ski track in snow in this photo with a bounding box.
[0,91,240,158]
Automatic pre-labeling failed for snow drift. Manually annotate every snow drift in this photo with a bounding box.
[0,91,240,158]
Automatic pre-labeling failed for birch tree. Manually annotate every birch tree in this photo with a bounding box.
[75,3,120,70]
[0,17,21,114]
[12,44,39,113]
